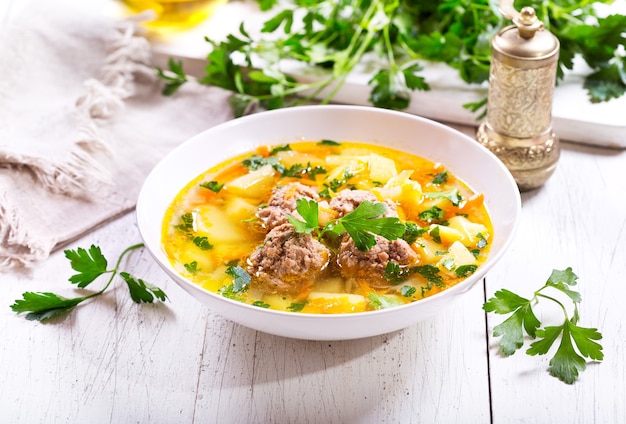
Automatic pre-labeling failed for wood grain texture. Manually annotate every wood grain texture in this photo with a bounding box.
[0,212,490,423]
[485,142,626,423]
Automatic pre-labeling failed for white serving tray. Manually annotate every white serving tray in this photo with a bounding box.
[145,0,626,148]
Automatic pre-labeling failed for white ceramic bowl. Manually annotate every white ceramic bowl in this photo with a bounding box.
[137,105,520,341]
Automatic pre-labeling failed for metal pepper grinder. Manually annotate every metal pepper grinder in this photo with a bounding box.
[476,0,560,191]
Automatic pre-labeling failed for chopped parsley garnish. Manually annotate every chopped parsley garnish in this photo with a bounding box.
[242,155,279,170]
[402,222,426,244]
[269,144,292,155]
[455,264,477,277]
[400,285,417,298]
[184,261,199,273]
[429,226,441,244]
[419,206,445,224]
[431,171,448,185]
[252,300,271,308]
[225,265,251,293]
[318,139,341,146]
[414,265,444,288]
[287,302,307,312]
[177,212,195,231]
[200,181,224,193]
[192,236,213,250]
[383,262,410,284]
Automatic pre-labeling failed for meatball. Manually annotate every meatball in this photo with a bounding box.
[329,189,398,217]
[247,224,330,296]
[330,189,417,287]
[337,235,418,288]
[257,182,320,230]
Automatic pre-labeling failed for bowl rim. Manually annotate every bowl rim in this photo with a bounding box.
[137,104,521,322]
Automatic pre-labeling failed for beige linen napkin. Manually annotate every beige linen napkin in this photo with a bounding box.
[0,0,233,271]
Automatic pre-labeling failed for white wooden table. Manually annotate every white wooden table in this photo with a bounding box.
[2,1,625,423]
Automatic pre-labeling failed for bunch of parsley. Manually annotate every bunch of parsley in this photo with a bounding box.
[158,0,626,116]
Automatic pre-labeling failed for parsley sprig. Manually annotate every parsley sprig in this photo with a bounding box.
[157,0,626,116]
[10,244,168,321]
[483,267,603,384]
[288,198,405,252]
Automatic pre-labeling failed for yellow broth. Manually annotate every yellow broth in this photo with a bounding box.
[162,141,493,314]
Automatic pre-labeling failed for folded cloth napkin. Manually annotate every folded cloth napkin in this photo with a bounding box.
[0,0,233,271]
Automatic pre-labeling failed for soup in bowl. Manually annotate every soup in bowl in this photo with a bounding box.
[137,105,520,340]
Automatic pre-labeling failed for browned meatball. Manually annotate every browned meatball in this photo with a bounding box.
[247,224,330,297]
[337,235,418,288]
[330,189,417,287]
[329,189,398,217]
[257,182,320,230]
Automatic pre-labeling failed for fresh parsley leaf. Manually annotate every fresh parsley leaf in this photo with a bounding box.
[273,162,304,178]
[383,262,411,284]
[159,1,626,115]
[335,201,405,252]
[401,285,417,298]
[251,300,271,308]
[483,268,603,384]
[10,292,86,321]
[242,155,279,170]
[120,272,169,303]
[431,171,448,185]
[155,58,188,96]
[319,139,341,146]
[184,261,199,273]
[429,226,441,244]
[304,163,327,180]
[225,265,251,293]
[177,212,195,232]
[414,265,444,288]
[269,144,292,155]
[288,198,319,234]
[64,245,108,288]
[402,222,426,244]
[419,206,445,224]
[456,264,477,278]
[200,181,224,193]
[287,302,307,312]
[11,243,168,322]
[193,236,213,250]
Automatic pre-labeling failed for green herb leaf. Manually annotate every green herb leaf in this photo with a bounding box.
[288,198,319,234]
[484,269,603,384]
[200,181,224,193]
[225,265,252,293]
[368,292,403,310]
[337,201,405,252]
[11,243,167,322]
[64,245,109,288]
[419,206,445,224]
[193,236,213,250]
[120,272,169,303]
[287,302,307,312]
[10,292,85,321]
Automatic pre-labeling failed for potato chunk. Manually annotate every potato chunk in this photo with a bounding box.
[224,164,275,198]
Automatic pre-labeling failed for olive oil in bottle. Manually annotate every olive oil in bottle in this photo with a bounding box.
[121,0,227,30]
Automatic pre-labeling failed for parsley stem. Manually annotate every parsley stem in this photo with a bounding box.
[100,243,145,294]
[535,291,569,320]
